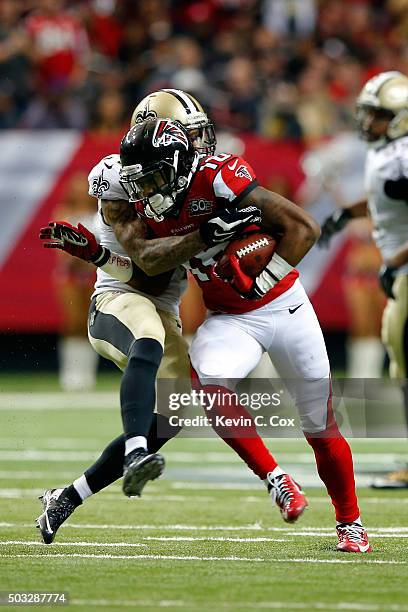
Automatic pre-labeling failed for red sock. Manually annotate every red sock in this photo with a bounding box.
[201,384,278,480]
[305,425,360,523]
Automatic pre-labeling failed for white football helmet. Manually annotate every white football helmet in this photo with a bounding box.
[130,89,216,155]
[356,71,408,142]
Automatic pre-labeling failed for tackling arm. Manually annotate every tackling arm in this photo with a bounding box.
[102,199,206,276]
[39,219,174,296]
[102,199,262,276]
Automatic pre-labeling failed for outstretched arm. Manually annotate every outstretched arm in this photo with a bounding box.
[319,198,368,247]
[39,219,175,296]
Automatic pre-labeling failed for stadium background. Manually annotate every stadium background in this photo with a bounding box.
[1,2,408,610]
[2,0,406,373]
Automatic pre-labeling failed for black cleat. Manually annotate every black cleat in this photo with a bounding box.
[122,449,165,497]
[35,488,77,544]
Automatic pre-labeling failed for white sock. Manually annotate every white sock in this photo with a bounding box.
[125,436,147,455]
[264,466,285,487]
[337,515,362,526]
[73,475,93,501]
[347,338,385,378]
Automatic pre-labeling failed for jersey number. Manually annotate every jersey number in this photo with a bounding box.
[199,153,231,171]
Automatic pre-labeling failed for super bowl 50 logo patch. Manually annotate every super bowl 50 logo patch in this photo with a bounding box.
[236,165,252,181]
[188,199,213,216]
[91,169,110,198]
[152,119,189,150]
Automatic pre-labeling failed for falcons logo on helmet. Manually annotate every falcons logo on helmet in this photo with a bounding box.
[152,119,189,150]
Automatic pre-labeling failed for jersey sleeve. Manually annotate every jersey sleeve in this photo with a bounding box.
[88,154,128,201]
[212,156,258,205]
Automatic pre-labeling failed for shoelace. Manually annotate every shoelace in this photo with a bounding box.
[269,475,295,508]
[337,523,366,543]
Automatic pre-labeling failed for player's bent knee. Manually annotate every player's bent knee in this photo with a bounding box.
[128,337,163,368]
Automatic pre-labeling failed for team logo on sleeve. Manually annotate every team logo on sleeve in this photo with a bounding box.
[236,165,252,181]
[91,170,110,198]
[152,119,189,150]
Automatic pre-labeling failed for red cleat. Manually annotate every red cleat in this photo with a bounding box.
[267,473,308,523]
[336,523,372,553]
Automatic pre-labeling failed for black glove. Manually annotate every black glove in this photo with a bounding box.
[379,265,397,299]
[318,208,352,248]
[199,206,262,246]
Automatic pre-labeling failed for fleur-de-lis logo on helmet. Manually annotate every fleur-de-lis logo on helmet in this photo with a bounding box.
[91,169,110,198]
[134,107,157,123]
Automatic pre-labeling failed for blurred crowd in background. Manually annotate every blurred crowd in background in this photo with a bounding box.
[3,0,406,384]
[1,0,408,140]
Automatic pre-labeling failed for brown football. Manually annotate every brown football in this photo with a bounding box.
[216,232,277,279]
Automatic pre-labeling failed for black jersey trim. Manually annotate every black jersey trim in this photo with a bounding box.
[88,297,135,357]
[233,180,259,206]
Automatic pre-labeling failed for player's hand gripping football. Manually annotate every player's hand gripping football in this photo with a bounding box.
[229,256,276,300]
[39,221,109,265]
[318,208,352,248]
[199,206,262,246]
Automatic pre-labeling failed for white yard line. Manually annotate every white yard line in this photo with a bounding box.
[0,552,404,565]
[142,536,288,543]
[0,489,213,503]
[0,471,85,480]
[0,449,404,464]
[0,392,118,410]
[0,552,265,562]
[0,540,147,548]
[1,522,407,539]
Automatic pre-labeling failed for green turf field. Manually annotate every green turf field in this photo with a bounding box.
[0,374,407,611]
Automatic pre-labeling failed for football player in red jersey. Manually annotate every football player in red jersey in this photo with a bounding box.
[119,119,371,552]
[42,119,371,552]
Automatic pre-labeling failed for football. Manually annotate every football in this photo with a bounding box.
[216,231,277,279]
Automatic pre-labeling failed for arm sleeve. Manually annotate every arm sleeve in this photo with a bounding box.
[212,156,258,206]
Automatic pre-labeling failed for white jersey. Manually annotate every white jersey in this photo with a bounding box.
[88,154,186,314]
[365,136,408,275]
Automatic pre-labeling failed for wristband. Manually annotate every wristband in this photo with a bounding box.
[91,246,111,266]
[99,249,133,282]
[264,253,293,286]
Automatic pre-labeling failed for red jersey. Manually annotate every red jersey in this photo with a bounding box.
[136,153,298,314]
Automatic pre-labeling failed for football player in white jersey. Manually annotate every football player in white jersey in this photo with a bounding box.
[320,71,408,488]
[36,90,261,543]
